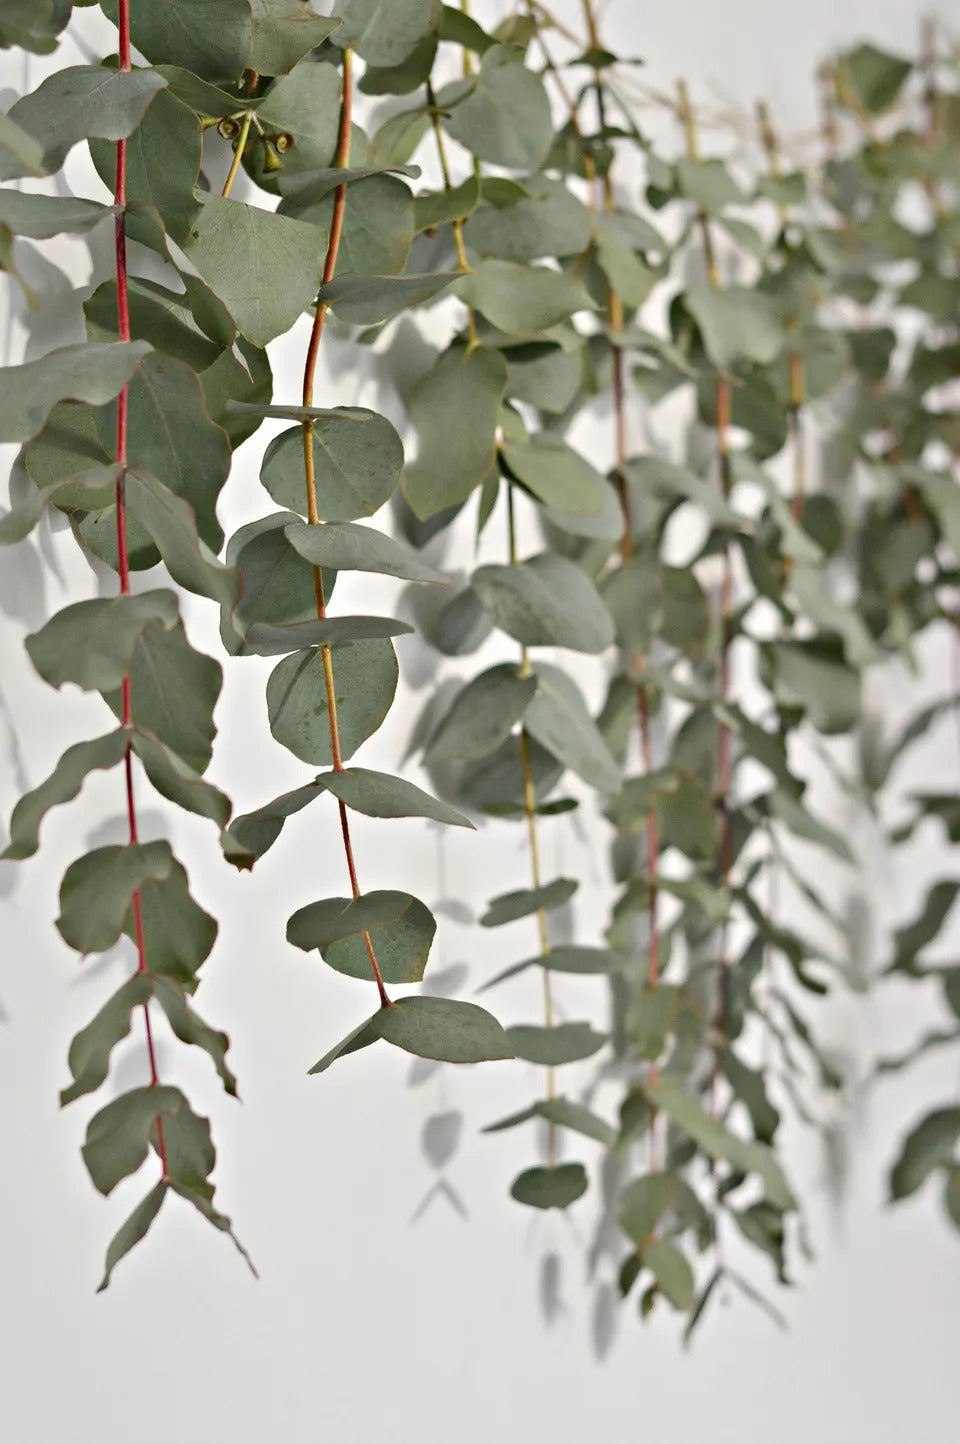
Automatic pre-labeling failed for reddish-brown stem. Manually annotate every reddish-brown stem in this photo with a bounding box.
[298,52,389,1010]
[114,0,167,1173]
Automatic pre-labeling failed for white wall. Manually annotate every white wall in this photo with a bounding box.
[1,4,957,1441]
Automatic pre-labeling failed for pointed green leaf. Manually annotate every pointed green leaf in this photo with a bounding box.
[413,175,480,233]
[481,877,578,927]
[318,271,457,324]
[152,976,237,1096]
[184,197,329,347]
[128,858,217,988]
[644,1077,794,1210]
[249,0,342,75]
[837,42,912,113]
[96,1181,169,1292]
[468,175,591,261]
[131,728,232,830]
[101,0,252,81]
[287,890,412,949]
[94,355,232,553]
[3,728,130,861]
[619,1172,710,1246]
[315,767,474,828]
[676,157,746,211]
[425,663,536,763]
[285,172,413,276]
[82,1084,187,1196]
[124,468,240,609]
[0,467,121,546]
[403,344,507,518]
[524,663,620,791]
[0,341,150,444]
[536,1099,616,1146]
[288,890,436,983]
[0,191,114,239]
[284,519,445,582]
[372,995,513,1062]
[168,1179,257,1276]
[58,841,175,955]
[103,618,222,774]
[455,260,594,335]
[479,945,621,991]
[686,284,786,370]
[61,974,153,1107]
[227,782,323,860]
[26,590,179,693]
[890,1108,960,1201]
[334,0,441,65]
[506,1022,607,1066]
[240,615,412,654]
[768,639,861,735]
[225,511,336,651]
[309,1013,382,1073]
[442,44,552,170]
[89,87,201,248]
[500,434,605,515]
[0,65,166,180]
[643,1239,695,1311]
[472,554,614,653]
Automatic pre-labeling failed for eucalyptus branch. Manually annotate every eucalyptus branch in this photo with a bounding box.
[112,0,169,1181]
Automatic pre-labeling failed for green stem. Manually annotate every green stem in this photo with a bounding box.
[221,110,254,199]
[507,482,557,1157]
[299,50,390,1010]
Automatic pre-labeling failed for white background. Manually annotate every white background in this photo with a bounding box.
[1,3,958,1441]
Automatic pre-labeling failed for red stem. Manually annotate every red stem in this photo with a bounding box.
[114,0,167,1173]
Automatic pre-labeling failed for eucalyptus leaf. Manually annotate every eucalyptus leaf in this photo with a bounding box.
[510,1163,588,1210]
[184,197,329,348]
[333,0,441,66]
[3,727,130,861]
[481,878,578,927]
[267,639,398,764]
[890,1108,960,1200]
[315,767,474,828]
[0,191,114,239]
[372,995,513,1063]
[57,841,175,955]
[0,341,150,445]
[454,260,594,335]
[102,618,222,774]
[472,554,614,653]
[506,1022,607,1066]
[82,1084,188,1196]
[524,663,620,792]
[442,44,552,171]
[26,590,179,694]
[284,519,445,582]
[61,974,153,1107]
[318,271,457,324]
[101,0,252,81]
[96,1182,168,1293]
[404,344,507,518]
[426,664,536,763]
[0,65,166,179]
[249,0,341,75]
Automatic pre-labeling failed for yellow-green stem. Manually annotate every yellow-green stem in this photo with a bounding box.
[221,110,254,198]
